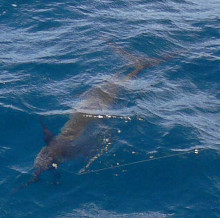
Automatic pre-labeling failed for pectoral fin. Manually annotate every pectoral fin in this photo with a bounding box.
[40,117,54,145]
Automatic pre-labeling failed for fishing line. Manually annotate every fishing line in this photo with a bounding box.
[63,147,206,176]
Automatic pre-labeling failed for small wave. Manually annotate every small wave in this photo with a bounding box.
[59,203,171,218]
[0,102,24,112]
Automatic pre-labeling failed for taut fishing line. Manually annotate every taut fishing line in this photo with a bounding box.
[61,148,206,176]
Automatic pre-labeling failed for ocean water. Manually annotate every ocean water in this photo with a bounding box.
[0,0,220,217]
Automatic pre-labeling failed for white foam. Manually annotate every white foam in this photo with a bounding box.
[58,203,171,218]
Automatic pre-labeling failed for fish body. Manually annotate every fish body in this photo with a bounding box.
[26,46,176,187]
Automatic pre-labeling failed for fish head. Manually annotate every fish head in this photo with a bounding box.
[13,143,63,193]
[34,146,59,174]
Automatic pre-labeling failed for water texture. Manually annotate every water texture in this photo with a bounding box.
[0,0,220,217]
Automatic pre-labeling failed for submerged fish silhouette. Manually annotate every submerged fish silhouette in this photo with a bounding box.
[17,44,176,191]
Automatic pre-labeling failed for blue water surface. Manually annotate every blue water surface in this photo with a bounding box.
[0,0,220,217]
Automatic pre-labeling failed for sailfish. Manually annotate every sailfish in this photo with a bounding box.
[18,43,176,190]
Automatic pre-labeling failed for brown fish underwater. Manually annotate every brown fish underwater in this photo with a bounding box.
[16,44,176,191]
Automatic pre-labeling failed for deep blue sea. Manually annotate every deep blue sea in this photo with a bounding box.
[0,0,220,217]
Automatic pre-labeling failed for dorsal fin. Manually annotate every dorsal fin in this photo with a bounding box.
[40,117,54,145]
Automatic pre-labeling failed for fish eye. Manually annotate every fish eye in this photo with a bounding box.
[52,163,58,169]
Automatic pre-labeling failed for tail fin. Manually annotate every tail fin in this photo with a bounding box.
[106,40,178,80]
[107,41,144,65]
[124,52,177,81]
